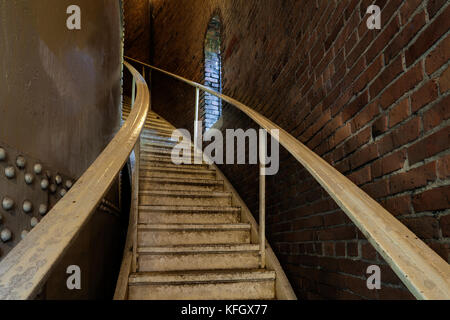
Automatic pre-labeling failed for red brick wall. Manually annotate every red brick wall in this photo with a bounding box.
[149,0,450,300]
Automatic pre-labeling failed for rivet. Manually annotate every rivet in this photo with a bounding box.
[30,217,38,228]
[2,197,14,211]
[0,148,6,161]
[49,184,57,193]
[21,230,28,239]
[65,180,73,189]
[24,173,34,185]
[5,166,15,179]
[34,163,43,175]
[16,156,26,169]
[55,175,62,185]
[1,229,12,242]
[60,188,67,197]
[40,178,49,190]
[39,204,48,216]
[23,200,33,213]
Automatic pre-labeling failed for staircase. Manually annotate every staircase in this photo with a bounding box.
[121,101,277,300]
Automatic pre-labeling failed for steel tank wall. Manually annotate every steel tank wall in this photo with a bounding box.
[0,0,125,299]
[0,0,122,178]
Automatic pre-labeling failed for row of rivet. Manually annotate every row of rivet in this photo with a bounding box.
[0,213,40,242]
[1,197,48,215]
[0,148,73,243]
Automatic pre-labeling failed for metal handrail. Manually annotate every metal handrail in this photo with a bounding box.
[124,55,450,300]
[0,61,150,299]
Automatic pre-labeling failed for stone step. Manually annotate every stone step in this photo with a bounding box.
[141,141,193,151]
[141,129,175,138]
[141,146,192,157]
[141,140,190,149]
[142,125,176,134]
[137,223,251,246]
[140,127,176,136]
[140,166,216,179]
[141,145,199,156]
[140,177,224,192]
[138,205,241,224]
[128,269,276,300]
[141,152,206,165]
[140,157,210,169]
[139,190,231,206]
[141,134,180,144]
[137,244,261,272]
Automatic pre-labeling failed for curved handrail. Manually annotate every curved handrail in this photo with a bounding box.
[0,61,150,300]
[125,56,450,300]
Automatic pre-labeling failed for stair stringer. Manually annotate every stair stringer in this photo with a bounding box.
[211,163,297,300]
[170,122,298,300]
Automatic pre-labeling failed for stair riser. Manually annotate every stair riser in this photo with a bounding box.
[142,130,175,137]
[140,171,216,180]
[128,281,275,300]
[142,147,192,154]
[138,212,240,224]
[140,161,210,170]
[141,136,179,144]
[138,229,250,246]
[141,181,223,192]
[139,195,231,206]
[141,142,190,150]
[141,149,199,158]
[138,252,260,272]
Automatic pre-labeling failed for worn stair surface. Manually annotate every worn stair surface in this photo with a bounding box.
[122,101,275,300]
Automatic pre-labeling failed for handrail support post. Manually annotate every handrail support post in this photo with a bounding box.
[259,129,266,269]
[194,87,202,164]
[131,77,136,107]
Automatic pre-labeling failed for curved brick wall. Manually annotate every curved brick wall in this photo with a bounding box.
[148,0,449,300]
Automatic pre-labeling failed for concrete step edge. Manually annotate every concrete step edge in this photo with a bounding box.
[138,223,251,231]
[137,244,260,254]
[140,177,223,185]
[139,190,230,197]
[138,205,241,213]
[129,269,276,285]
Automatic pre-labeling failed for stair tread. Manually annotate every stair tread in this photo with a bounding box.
[139,205,240,212]
[140,166,213,173]
[141,147,193,153]
[138,243,260,254]
[138,223,251,231]
[141,177,222,184]
[140,159,208,167]
[139,190,230,197]
[129,269,276,284]
[141,135,179,142]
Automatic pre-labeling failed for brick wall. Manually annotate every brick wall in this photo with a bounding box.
[149,0,450,299]
[123,0,151,93]
[201,16,223,131]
